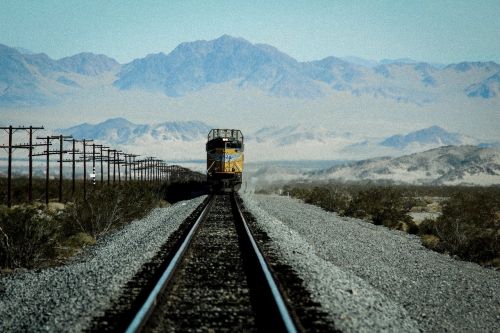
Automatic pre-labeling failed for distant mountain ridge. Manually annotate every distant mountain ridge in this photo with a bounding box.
[1,36,500,106]
[113,36,500,102]
[310,145,500,185]
[251,125,353,145]
[380,126,474,149]
[56,117,497,163]
[58,53,120,76]
[0,44,121,105]
[58,117,212,144]
[465,72,500,98]
[58,118,484,149]
[113,35,323,98]
[0,44,48,105]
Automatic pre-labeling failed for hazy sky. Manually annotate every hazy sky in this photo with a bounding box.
[1,0,499,64]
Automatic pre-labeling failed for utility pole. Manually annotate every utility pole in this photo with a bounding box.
[123,154,128,182]
[111,150,117,184]
[124,153,136,182]
[76,139,94,200]
[53,135,71,202]
[147,157,155,183]
[33,136,57,205]
[139,159,143,181]
[94,145,109,184]
[132,155,139,181]
[154,160,158,183]
[114,150,119,184]
[84,140,94,198]
[91,143,96,185]
[25,126,44,202]
[137,159,145,182]
[1,125,44,206]
[164,163,168,182]
[104,148,112,185]
[63,138,80,198]
[155,159,161,184]
[116,151,123,184]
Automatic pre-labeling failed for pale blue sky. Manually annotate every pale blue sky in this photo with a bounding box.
[1,0,499,64]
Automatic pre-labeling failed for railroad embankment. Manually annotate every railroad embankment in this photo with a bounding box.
[0,196,205,332]
[242,193,500,332]
[2,191,498,332]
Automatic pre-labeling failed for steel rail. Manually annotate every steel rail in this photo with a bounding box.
[233,195,299,333]
[125,196,213,333]
[125,194,298,332]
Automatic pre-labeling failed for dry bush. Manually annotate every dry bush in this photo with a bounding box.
[345,187,412,228]
[65,184,157,238]
[287,185,350,215]
[418,218,438,236]
[421,234,441,250]
[0,205,60,268]
[433,190,500,262]
[0,183,164,269]
[283,181,500,266]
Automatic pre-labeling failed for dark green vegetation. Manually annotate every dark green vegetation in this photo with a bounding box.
[270,183,500,268]
[0,177,80,205]
[162,180,209,203]
[0,179,207,270]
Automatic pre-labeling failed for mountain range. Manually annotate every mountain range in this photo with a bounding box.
[0,116,493,185]
[308,145,500,186]
[2,35,500,106]
[55,117,497,162]
[380,125,475,149]
[0,43,120,105]
[59,117,210,144]
[2,35,499,148]
[246,146,500,186]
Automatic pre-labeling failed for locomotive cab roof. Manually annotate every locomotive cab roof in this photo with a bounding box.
[207,129,243,143]
[207,129,244,150]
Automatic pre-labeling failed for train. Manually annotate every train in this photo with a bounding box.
[206,129,244,192]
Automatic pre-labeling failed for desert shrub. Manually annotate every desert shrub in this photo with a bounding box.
[433,190,500,262]
[120,183,158,220]
[0,205,60,268]
[65,184,158,238]
[56,232,97,259]
[346,187,411,228]
[255,188,275,195]
[0,181,175,269]
[303,187,330,207]
[280,181,500,266]
[319,187,351,214]
[418,218,439,236]
[421,234,441,250]
[286,184,411,228]
[65,187,122,237]
[287,187,312,201]
[406,220,420,234]
[286,185,351,215]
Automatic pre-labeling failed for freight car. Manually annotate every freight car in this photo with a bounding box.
[206,129,244,192]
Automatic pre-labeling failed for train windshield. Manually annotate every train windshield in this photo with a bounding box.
[208,129,244,143]
[226,141,242,149]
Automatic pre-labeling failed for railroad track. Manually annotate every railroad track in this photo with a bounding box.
[119,193,301,332]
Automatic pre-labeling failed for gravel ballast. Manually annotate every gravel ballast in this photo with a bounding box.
[242,194,500,332]
[0,196,206,332]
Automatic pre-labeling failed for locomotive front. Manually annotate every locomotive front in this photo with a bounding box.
[206,129,244,192]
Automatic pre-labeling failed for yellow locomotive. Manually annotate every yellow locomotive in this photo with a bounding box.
[206,129,244,192]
